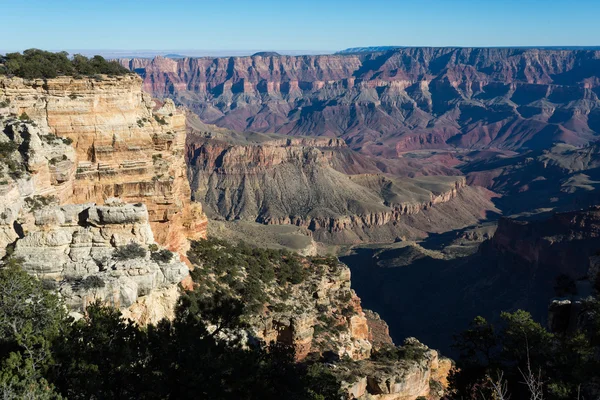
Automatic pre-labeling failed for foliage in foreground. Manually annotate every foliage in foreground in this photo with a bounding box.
[448,305,600,400]
[0,258,341,399]
[0,49,130,79]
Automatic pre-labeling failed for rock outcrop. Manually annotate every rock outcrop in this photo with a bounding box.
[0,75,207,254]
[189,239,452,398]
[13,200,188,325]
[187,129,497,244]
[120,48,600,156]
[190,240,373,361]
[489,207,600,277]
[0,75,208,323]
[341,338,452,400]
[253,261,373,361]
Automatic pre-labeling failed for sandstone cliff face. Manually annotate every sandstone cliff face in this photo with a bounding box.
[13,200,188,325]
[189,239,452,398]
[120,48,600,155]
[0,75,208,324]
[190,241,373,361]
[341,338,452,400]
[252,260,372,361]
[187,131,494,244]
[0,75,207,254]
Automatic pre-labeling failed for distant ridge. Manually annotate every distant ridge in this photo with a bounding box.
[336,46,400,54]
[164,53,187,59]
[337,45,600,54]
[252,51,281,57]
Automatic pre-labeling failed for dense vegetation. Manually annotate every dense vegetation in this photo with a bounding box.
[448,303,600,399]
[0,49,130,79]
[0,257,341,399]
[188,238,313,315]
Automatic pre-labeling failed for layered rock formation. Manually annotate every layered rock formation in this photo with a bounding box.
[189,239,374,361]
[187,128,497,244]
[0,75,208,323]
[188,238,451,398]
[464,143,600,215]
[13,200,188,325]
[341,338,452,400]
[488,207,600,278]
[0,75,207,254]
[120,48,600,156]
[252,258,373,361]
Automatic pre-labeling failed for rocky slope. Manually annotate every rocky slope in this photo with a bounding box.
[186,126,498,244]
[13,200,188,325]
[488,207,600,278]
[0,75,207,254]
[464,143,600,215]
[0,75,209,323]
[120,48,600,156]
[187,238,451,399]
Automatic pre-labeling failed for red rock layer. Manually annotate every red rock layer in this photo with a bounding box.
[120,48,600,155]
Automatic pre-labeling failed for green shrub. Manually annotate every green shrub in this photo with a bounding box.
[81,276,105,290]
[24,195,57,211]
[18,112,30,121]
[0,141,18,158]
[151,249,174,263]
[0,49,130,79]
[154,115,167,125]
[371,343,427,363]
[113,242,147,260]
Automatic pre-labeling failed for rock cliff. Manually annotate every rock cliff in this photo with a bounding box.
[341,338,452,400]
[13,200,188,325]
[186,129,497,244]
[0,75,207,254]
[489,207,600,277]
[120,48,600,156]
[187,238,451,399]
[0,75,208,323]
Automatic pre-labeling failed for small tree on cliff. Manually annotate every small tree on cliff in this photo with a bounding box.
[0,258,65,399]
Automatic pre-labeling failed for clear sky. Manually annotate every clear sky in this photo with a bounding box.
[1,0,599,54]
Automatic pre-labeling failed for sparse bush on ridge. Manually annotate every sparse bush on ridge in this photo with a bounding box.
[151,248,174,263]
[81,275,105,290]
[0,49,130,79]
[113,242,147,260]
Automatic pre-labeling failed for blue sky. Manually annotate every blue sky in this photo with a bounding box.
[1,0,599,53]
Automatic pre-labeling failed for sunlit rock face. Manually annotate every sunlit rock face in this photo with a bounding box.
[12,201,189,325]
[121,48,600,156]
[0,75,209,324]
[0,75,208,255]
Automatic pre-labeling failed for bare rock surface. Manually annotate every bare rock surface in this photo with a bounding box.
[120,48,600,157]
[186,127,498,244]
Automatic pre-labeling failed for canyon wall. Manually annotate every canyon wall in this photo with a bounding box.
[120,48,600,156]
[187,131,497,244]
[0,75,209,323]
[489,207,600,277]
[0,75,207,254]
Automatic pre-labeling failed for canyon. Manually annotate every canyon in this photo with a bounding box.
[117,49,600,359]
[120,47,600,158]
[0,67,453,399]
[2,46,600,398]
[186,119,498,244]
